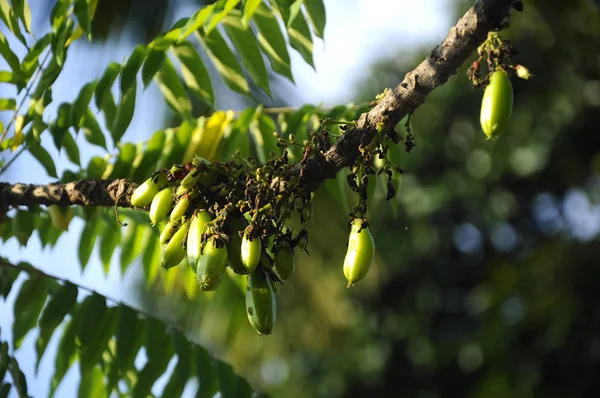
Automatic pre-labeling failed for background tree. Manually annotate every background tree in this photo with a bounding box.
[2,0,599,397]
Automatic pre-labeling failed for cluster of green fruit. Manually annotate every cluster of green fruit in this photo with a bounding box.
[128,154,377,334]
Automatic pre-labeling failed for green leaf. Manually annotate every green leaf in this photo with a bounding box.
[204,0,241,35]
[220,108,252,159]
[86,156,107,178]
[0,99,15,111]
[0,341,8,381]
[132,317,173,398]
[74,293,107,346]
[36,282,78,370]
[161,332,193,398]
[10,0,33,33]
[50,0,71,33]
[78,221,100,270]
[288,10,314,68]
[178,6,213,41]
[141,48,166,88]
[110,142,137,179]
[71,80,97,128]
[268,0,291,25]
[141,228,161,285]
[111,80,137,143]
[154,57,193,119]
[132,129,166,182]
[0,71,12,83]
[120,45,146,93]
[13,277,49,348]
[195,346,218,398]
[73,0,91,40]
[242,0,262,26]
[78,366,104,398]
[22,33,53,79]
[119,222,144,275]
[28,141,58,178]
[49,103,71,151]
[0,33,23,77]
[287,0,304,27]
[198,29,249,96]
[303,0,326,39]
[50,318,77,397]
[81,109,107,149]
[0,383,10,398]
[253,3,293,82]
[62,131,81,166]
[98,222,122,275]
[32,59,62,100]
[51,17,74,67]
[0,1,27,45]
[79,306,118,372]
[8,357,28,397]
[249,110,279,164]
[0,265,20,299]
[94,62,121,109]
[172,41,214,107]
[115,305,144,373]
[223,12,272,97]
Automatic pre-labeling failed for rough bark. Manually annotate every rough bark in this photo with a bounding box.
[0,0,516,210]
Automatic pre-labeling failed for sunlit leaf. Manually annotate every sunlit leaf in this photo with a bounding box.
[142,48,166,88]
[78,366,104,398]
[303,0,326,38]
[73,0,91,40]
[172,41,214,107]
[288,10,314,68]
[198,28,249,96]
[154,57,193,120]
[204,0,240,35]
[223,11,272,97]
[253,3,294,82]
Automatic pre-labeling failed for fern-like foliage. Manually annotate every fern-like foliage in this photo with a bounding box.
[0,258,255,397]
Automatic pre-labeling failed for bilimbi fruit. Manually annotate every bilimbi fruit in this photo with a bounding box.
[131,173,166,207]
[149,187,174,225]
[241,229,261,273]
[196,238,228,291]
[245,270,277,335]
[343,218,375,287]
[480,69,513,139]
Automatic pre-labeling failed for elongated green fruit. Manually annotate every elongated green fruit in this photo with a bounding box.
[480,69,513,139]
[181,167,202,189]
[241,231,261,273]
[131,174,166,207]
[274,243,295,280]
[162,220,190,269]
[227,218,249,274]
[149,186,174,225]
[196,239,228,291]
[343,218,375,286]
[159,219,179,245]
[246,271,276,335]
[170,195,190,221]
[187,210,214,269]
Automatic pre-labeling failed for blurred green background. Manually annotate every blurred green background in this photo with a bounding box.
[5,0,600,397]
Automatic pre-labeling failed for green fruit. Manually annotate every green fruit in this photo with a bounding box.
[181,167,202,189]
[246,271,276,335]
[130,174,166,207]
[343,218,375,287]
[227,218,249,274]
[241,231,261,273]
[149,186,174,225]
[170,195,190,221]
[162,220,189,269]
[196,239,228,291]
[480,69,513,139]
[187,210,213,269]
[274,243,295,280]
[159,219,179,245]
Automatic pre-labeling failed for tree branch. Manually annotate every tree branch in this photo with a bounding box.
[0,0,516,210]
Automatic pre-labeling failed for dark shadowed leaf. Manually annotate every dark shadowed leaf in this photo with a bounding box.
[13,277,49,348]
[154,57,193,120]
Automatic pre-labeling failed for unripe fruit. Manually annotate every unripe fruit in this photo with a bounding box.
[241,230,261,273]
[480,69,513,139]
[162,220,189,269]
[227,219,249,274]
[159,219,179,245]
[181,167,202,189]
[196,239,228,291]
[187,210,214,269]
[170,195,190,221]
[131,174,166,207]
[246,271,277,335]
[274,243,295,280]
[343,218,375,287]
[149,186,174,225]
